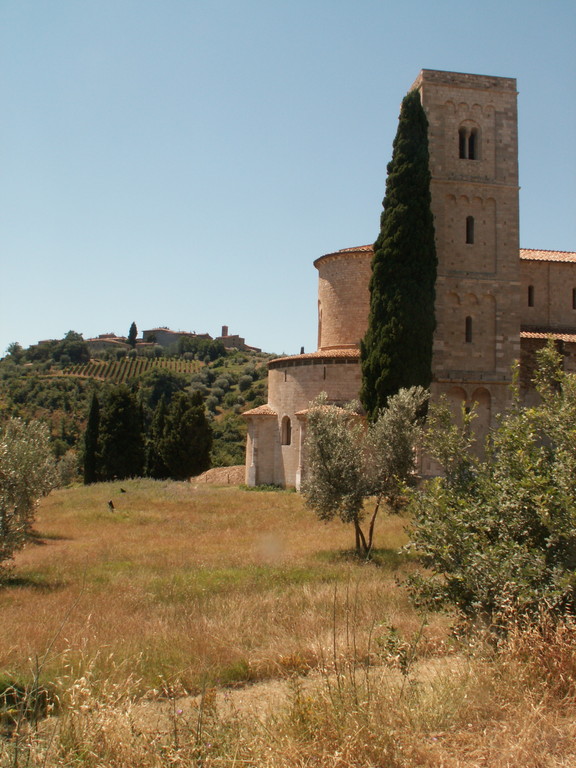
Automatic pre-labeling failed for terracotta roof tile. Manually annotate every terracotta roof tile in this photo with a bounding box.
[270,349,360,365]
[241,404,277,417]
[312,246,576,268]
[314,245,374,268]
[327,244,373,255]
[520,249,576,263]
[521,330,576,343]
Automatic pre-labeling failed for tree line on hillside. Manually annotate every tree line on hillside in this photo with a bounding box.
[8,331,91,366]
[5,327,228,367]
[0,337,270,474]
[83,381,212,484]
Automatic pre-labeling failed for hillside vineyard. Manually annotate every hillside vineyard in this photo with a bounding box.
[243,69,576,488]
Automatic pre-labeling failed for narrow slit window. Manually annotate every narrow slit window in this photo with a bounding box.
[468,129,478,160]
[572,288,576,310]
[459,128,467,159]
[281,416,292,446]
[465,316,473,343]
[466,216,475,244]
[528,285,535,307]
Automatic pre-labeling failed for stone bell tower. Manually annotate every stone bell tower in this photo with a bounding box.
[412,70,521,447]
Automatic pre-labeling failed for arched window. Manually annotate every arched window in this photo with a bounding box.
[465,216,475,244]
[528,285,535,307]
[281,416,291,446]
[458,125,480,160]
[465,316,473,343]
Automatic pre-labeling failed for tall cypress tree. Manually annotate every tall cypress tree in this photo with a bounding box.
[99,385,145,480]
[83,392,100,484]
[159,391,212,480]
[360,89,437,419]
[128,322,138,349]
[146,395,170,479]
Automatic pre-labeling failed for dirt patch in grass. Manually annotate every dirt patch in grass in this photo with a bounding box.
[193,465,245,485]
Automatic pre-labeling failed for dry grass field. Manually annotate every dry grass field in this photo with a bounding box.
[1,480,576,766]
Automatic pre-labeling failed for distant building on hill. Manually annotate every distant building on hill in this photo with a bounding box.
[142,326,260,352]
[215,326,261,353]
[85,334,130,353]
[141,328,212,348]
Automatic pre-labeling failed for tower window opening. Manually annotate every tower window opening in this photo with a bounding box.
[466,216,475,244]
[468,129,478,159]
[528,285,535,307]
[458,125,480,160]
[459,128,467,159]
[465,316,473,343]
[572,288,576,310]
[281,416,292,446]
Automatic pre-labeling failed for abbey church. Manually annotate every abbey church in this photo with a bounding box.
[243,69,576,488]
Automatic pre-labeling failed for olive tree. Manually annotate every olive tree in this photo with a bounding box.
[408,343,576,626]
[0,419,56,573]
[302,387,428,556]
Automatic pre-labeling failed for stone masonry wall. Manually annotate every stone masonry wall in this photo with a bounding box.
[416,69,521,420]
[520,260,576,329]
[314,248,372,351]
[266,356,362,487]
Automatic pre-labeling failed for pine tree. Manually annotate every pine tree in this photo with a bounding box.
[360,89,437,419]
[159,391,212,480]
[83,392,100,484]
[99,385,145,480]
[128,322,138,349]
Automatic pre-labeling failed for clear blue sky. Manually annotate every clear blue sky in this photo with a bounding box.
[1,0,575,357]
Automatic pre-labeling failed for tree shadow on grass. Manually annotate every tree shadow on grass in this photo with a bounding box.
[1,573,66,592]
[316,547,415,570]
[27,530,70,546]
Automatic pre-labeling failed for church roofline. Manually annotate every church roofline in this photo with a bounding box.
[312,245,575,270]
[314,245,373,269]
[520,249,576,263]
[241,404,277,418]
[521,328,576,343]
[268,349,360,368]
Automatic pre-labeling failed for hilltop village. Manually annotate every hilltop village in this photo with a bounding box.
[68,325,260,357]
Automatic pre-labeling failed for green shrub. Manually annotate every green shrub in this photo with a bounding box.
[238,374,253,392]
[408,343,576,627]
[0,419,56,573]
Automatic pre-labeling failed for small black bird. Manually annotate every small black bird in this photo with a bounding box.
[108,500,115,511]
